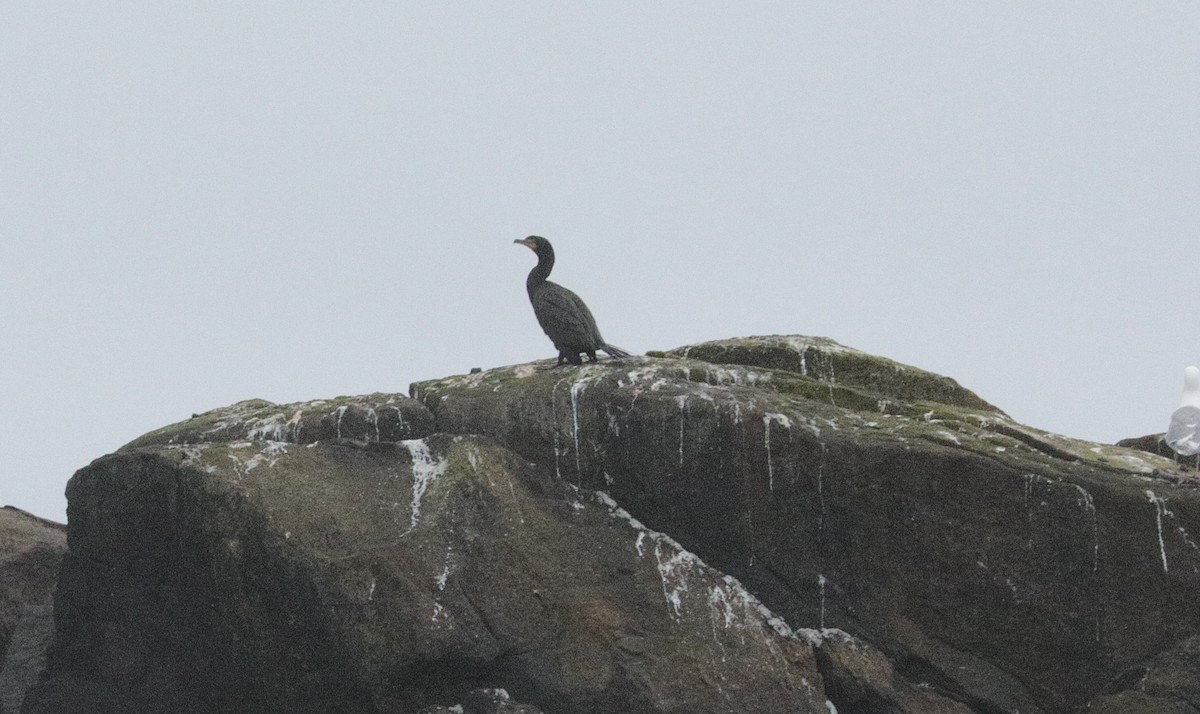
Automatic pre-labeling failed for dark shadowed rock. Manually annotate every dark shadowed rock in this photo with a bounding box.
[1,598,55,714]
[1118,433,1171,457]
[807,629,972,713]
[411,335,1200,713]
[1084,635,1200,713]
[0,507,66,714]
[27,406,832,713]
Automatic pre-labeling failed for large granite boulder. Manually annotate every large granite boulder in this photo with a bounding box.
[0,507,67,714]
[23,392,840,713]
[23,334,1200,713]
[411,335,1200,713]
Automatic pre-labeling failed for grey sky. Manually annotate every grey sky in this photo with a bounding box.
[3,3,1198,521]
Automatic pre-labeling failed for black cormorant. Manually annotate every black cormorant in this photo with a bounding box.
[514,235,630,366]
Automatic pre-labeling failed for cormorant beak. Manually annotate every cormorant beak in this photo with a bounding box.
[514,238,536,251]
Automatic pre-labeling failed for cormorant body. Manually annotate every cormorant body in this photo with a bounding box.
[514,235,630,366]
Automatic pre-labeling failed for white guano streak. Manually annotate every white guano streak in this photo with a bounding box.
[571,380,588,477]
[1146,490,1170,574]
[402,439,448,533]
[676,395,688,467]
[763,413,791,491]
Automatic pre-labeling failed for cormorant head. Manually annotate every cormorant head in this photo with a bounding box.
[514,235,551,255]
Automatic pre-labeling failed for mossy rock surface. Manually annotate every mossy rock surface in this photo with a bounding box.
[662,335,1001,414]
[122,393,435,450]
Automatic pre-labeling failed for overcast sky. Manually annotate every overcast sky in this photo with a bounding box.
[3,3,1198,522]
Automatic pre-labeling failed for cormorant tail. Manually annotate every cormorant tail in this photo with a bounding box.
[601,344,631,358]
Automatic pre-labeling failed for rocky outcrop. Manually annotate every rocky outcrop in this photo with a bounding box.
[24,393,837,713]
[410,336,1200,713]
[0,507,67,714]
[20,334,1200,713]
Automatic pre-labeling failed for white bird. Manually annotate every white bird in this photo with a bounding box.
[1165,366,1200,465]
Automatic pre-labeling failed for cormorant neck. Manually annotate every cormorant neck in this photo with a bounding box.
[526,245,554,294]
